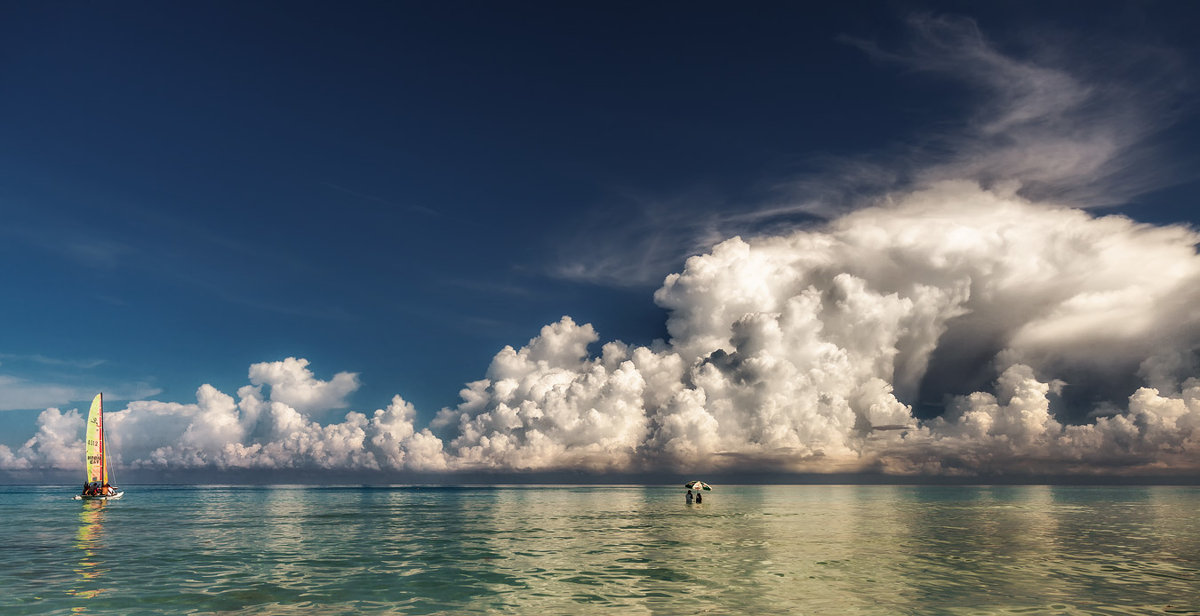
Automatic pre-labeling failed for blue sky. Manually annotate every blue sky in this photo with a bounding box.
[0,3,920,417]
[3,2,1200,481]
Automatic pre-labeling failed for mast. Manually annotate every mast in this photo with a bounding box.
[100,392,108,485]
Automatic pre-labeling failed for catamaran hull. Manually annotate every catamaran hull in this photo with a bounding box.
[73,491,124,501]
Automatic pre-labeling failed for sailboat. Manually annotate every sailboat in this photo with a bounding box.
[73,393,123,501]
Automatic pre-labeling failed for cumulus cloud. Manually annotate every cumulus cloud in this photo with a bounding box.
[0,407,85,470]
[246,357,359,414]
[0,359,443,474]
[431,318,651,471]
[880,366,1200,476]
[430,181,1200,475]
[104,368,446,472]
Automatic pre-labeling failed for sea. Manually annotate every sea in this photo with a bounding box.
[1,484,1198,615]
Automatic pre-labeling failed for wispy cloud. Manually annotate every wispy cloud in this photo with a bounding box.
[0,353,106,370]
[320,181,439,217]
[4,198,352,320]
[556,13,1195,287]
[827,13,1191,208]
[550,186,750,287]
[441,277,538,298]
[0,223,137,270]
[0,374,161,411]
[0,376,85,412]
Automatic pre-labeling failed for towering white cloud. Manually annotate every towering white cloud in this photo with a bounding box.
[433,181,1200,475]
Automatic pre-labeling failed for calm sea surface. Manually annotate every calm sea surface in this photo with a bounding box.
[1,485,1198,615]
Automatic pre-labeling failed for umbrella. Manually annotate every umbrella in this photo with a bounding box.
[684,480,712,491]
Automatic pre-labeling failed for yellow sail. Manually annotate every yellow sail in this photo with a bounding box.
[85,393,106,485]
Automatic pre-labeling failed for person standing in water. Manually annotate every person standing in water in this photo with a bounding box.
[686,489,693,504]
[695,491,702,504]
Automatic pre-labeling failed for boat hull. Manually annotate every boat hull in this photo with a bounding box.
[73,491,124,501]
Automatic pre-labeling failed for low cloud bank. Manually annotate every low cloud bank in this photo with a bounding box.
[6,182,1199,478]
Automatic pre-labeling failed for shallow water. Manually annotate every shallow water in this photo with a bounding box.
[1,485,1198,615]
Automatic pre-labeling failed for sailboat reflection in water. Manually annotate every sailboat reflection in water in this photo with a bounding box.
[69,501,112,601]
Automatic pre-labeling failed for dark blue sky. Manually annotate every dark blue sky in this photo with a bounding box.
[2,1,1199,448]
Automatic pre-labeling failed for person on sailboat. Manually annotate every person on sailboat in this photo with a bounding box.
[81,482,91,496]
[101,483,114,496]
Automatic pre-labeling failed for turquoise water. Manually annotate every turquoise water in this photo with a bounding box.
[1,485,1198,615]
